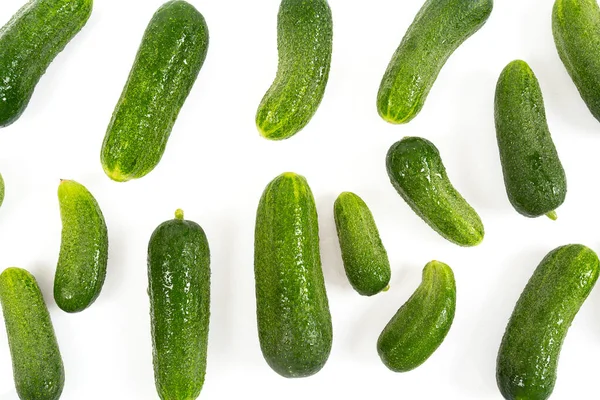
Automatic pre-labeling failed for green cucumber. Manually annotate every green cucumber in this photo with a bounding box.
[0,0,92,127]
[256,0,333,140]
[497,244,599,400]
[377,0,493,124]
[495,60,567,220]
[0,267,64,400]
[54,180,108,313]
[101,0,209,182]
[254,172,332,377]
[148,209,210,400]
[0,173,4,207]
[386,137,484,246]
[377,260,455,372]
[333,192,391,296]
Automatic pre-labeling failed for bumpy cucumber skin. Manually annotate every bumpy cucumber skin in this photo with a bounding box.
[256,0,333,140]
[255,172,332,378]
[334,192,391,296]
[148,210,210,400]
[377,261,455,372]
[0,0,92,127]
[386,137,484,247]
[0,173,4,207]
[495,60,566,219]
[377,0,493,124]
[0,268,64,400]
[497,245,599,400]
[101,0,209,182]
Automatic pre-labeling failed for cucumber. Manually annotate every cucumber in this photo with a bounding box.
[386,137,484,247]
[256,0,333,140]
[101,0,209,182]
[497,245,599,400]
[0,267,64,400]
[54,180,108,313]
[377,0,493,124]
[377,260,455,372]
[495,60,567,220]
[0,0,92,127]
[333,192,391,296]
[254,172,332,377]
[148,209,210,400]
[0,173,4,208]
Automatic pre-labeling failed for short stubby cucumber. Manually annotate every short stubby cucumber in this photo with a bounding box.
[101,0,209,182]
[377,0,493,124]
[256,0,333,140]
[0,173,4,207]
[54,180,108,313]
[0,267,65,400]
[0,0,93,127]
[495,60,567,220]
[497,245,599,400]
[377,261,455,372]
[334,192,391,296]
[254,172,333,377]
[148,209,210,400]
[386,137,484,246]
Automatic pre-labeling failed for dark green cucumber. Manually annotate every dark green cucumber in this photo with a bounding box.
[377,0,493,124]
[333,192,391,296]
[148,209,210,400]
[495,60,567,220]
[254,172,332,377]
[0,267,64,400]
[256,0,333,140]
[386,137,484,246]
[0,173,4,207]
[377,260,455,372]
[0,0,92,127]
[497,245,599,400]
[54,180,108,313]
[101,0,209,182]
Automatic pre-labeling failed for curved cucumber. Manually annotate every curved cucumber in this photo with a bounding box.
[254,172,332,377]
[377,261,455,372]
[0,267,64,400]
[377,0,493,124]
[256,0,333,140]
[497,245,599,400]
[0,173,4,208]
[0,0,92,127]
[386,137,484,246]
[101,0,209,182]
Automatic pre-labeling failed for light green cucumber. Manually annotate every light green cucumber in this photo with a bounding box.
[0,173,4,207]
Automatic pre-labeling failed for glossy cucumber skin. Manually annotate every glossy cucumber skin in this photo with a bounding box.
[0,268,64,400]
[0,173,4,207]
[256,0,333,140]
[101,0,209,182]
[54,180,108,313]
[497,245,599,400]
[148,210,210,400]
[377,0,493,124]
[254,172,332,378]
[334,192,391,296]
[386,137,484,247]
[377,261,455,372]
[495,60,566,219]
[0,0,92,127]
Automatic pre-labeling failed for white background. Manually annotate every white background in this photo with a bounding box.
[0,0,597,399]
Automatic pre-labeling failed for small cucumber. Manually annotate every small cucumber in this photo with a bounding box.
[386,137,484,247]
[54,180,108,313]
[497,245,599,400]
[0,267,64,400]
[0,173,4,207]
[256,0,333,140]
[0,0,92,127]
[377,261,455,372]
[254,172,332,377]
[377,0,493,124]
[101,0,209,182]
[333,192,391,296]
[495,60,567,220]
[148,209,210,400]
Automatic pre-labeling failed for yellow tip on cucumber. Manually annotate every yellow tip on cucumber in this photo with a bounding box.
[545,211,558,221]
[175,209,184,220]
[382,285,391,292]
